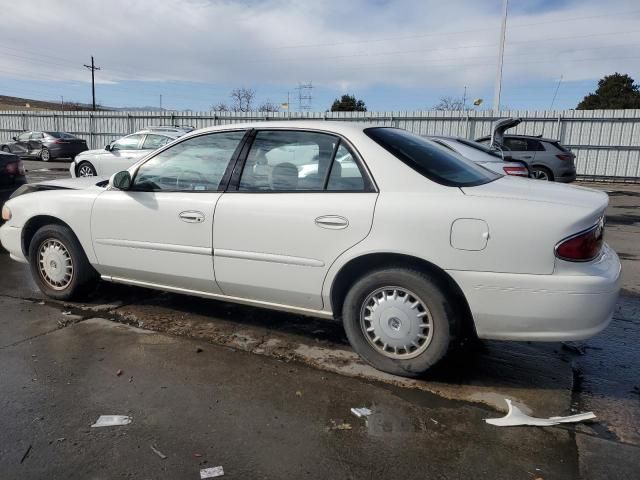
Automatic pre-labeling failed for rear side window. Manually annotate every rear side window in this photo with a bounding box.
[142,134,171,150]
[365,128,499,187]
[526,139,545,151]
[503,137,528,151]
[45,132,76,139]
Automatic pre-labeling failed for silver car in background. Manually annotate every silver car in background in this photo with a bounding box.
[70,126,190,178]
[426,136,530,178]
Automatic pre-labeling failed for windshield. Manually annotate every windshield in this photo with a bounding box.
[365,128,499,187]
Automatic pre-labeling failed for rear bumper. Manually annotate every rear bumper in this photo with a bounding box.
[447,245,621,341]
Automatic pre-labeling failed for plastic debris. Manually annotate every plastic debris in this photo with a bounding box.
[150,444,167,460]
[200,466,224,478]
[327,420,352,431]
[116,369,123,376]
[485,399,596,427]
[62,311,72,316]
[351,407,372,418]
[91,415,132,427]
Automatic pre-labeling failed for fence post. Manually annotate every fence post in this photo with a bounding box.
[90,113,94,149]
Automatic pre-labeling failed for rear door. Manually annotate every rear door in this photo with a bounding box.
[503,137,533,163]
[29,132,44,156]
[213,129,378,310]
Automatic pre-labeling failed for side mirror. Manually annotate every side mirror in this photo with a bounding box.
[105,144,113,151]
[12,136,17,141]
[109,171,132,190]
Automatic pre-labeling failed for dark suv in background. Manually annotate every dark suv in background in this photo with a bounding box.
[0,150,26,214]
[1,131,88,162]
[476,134,576,182]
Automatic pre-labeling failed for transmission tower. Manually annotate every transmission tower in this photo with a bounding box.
[296,82,313,111]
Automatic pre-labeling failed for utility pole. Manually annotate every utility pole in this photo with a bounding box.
[462,86,467,111]
[493,0,508,112]
[159,94,163,110]
[61,95,65,130]
[83,56,101,111]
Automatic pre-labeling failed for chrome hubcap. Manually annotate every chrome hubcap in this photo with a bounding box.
[360,286,433,359]
[41,149,49,161]
[79,165,95,177]
[38,239,73,290]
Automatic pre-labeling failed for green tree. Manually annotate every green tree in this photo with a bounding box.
[577,73,640,109]
[330,94,367,112]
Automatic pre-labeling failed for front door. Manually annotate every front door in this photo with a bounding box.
[91,130,247,292]
[13,132,31,156]
[213,129,378,310]
[28,131,44,156]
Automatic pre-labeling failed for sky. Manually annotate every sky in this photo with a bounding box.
[0,0,639,112]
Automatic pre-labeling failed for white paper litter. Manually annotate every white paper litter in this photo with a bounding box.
[485,399,596,427]
[200,466,224,478]
[90,415,132,427]
[351,407,372,418]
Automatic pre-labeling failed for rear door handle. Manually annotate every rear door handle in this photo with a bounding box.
[315,215,349,229]
[179,211,205,223]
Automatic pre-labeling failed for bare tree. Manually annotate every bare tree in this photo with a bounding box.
[211,102,229,112]
[258,100,280,112]
[230,87,255,112]
[432,96,466,111]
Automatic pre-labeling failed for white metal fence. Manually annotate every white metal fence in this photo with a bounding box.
[2,109,640,181]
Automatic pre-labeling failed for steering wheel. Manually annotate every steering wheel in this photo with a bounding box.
[176,169,208,190]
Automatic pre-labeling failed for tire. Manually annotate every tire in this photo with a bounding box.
[77,161,97,177]
[28,224,98,300]
[342,267,460,377]
[1,146,9,153]
[40,147,51,162]
[531,166,553,181]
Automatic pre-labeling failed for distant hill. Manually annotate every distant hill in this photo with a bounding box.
[112,106,166,112]
[0,95,110,111]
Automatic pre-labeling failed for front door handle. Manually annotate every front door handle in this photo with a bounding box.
[315,215,349,230]
[179,211,205,223]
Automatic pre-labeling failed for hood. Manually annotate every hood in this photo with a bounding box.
[38,176,109,189]
[462,176,608,210]
[491,117,521,147]
[76,148,106,157]
[10,176,108,200]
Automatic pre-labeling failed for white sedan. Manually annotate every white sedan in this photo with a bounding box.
[0,122,620,377]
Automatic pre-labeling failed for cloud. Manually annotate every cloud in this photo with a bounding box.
[0,0,638,92]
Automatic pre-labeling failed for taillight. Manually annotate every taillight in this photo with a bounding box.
[555,220,604,262]
[503,166,529,176]
[5,161,25,176]
[556,154,573,161]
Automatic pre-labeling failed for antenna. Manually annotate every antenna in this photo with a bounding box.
[296,81,313,111]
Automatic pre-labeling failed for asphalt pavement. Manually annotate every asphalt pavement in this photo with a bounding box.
[0,167,637,478]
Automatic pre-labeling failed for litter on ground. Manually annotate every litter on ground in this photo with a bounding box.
[90,415,132,427]
[150,444,167,459]
[200,466,224,478]
[351,407,372,418]
[485,399,596,427]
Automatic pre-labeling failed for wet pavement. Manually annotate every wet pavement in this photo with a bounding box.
[0,170,639,478]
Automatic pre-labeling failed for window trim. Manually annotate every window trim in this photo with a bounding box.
[128,129,251,193]
[227,127,377,194]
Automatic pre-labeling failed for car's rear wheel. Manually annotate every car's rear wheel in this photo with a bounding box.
[40,147,51,162]
[1,146,9,153]
[532,166,553,181]
[342,267,458,377]
[77,161,97,177]
[28,224,98,300]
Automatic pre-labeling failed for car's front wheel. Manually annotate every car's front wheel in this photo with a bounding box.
[40,147,51,162]
[342,268,458,377]
[28,224,98,300]
[1,145,10,153]
[77,161,97,177]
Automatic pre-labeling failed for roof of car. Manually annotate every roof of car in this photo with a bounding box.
[476,134,559,143]
[186,121,379,138]
[132,129,184,138]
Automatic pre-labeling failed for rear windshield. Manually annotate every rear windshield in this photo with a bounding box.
[45,132,77,139]
[365,128,499,187]
[455,138,503,159]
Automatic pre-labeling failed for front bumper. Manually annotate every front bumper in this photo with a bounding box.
[0,223,27,263]
[448,244,621,341]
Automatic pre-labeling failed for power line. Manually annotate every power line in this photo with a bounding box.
[83,56,101,111]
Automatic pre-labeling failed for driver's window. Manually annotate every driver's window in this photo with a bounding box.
[132,131,245,192]
[112,134,144,150]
